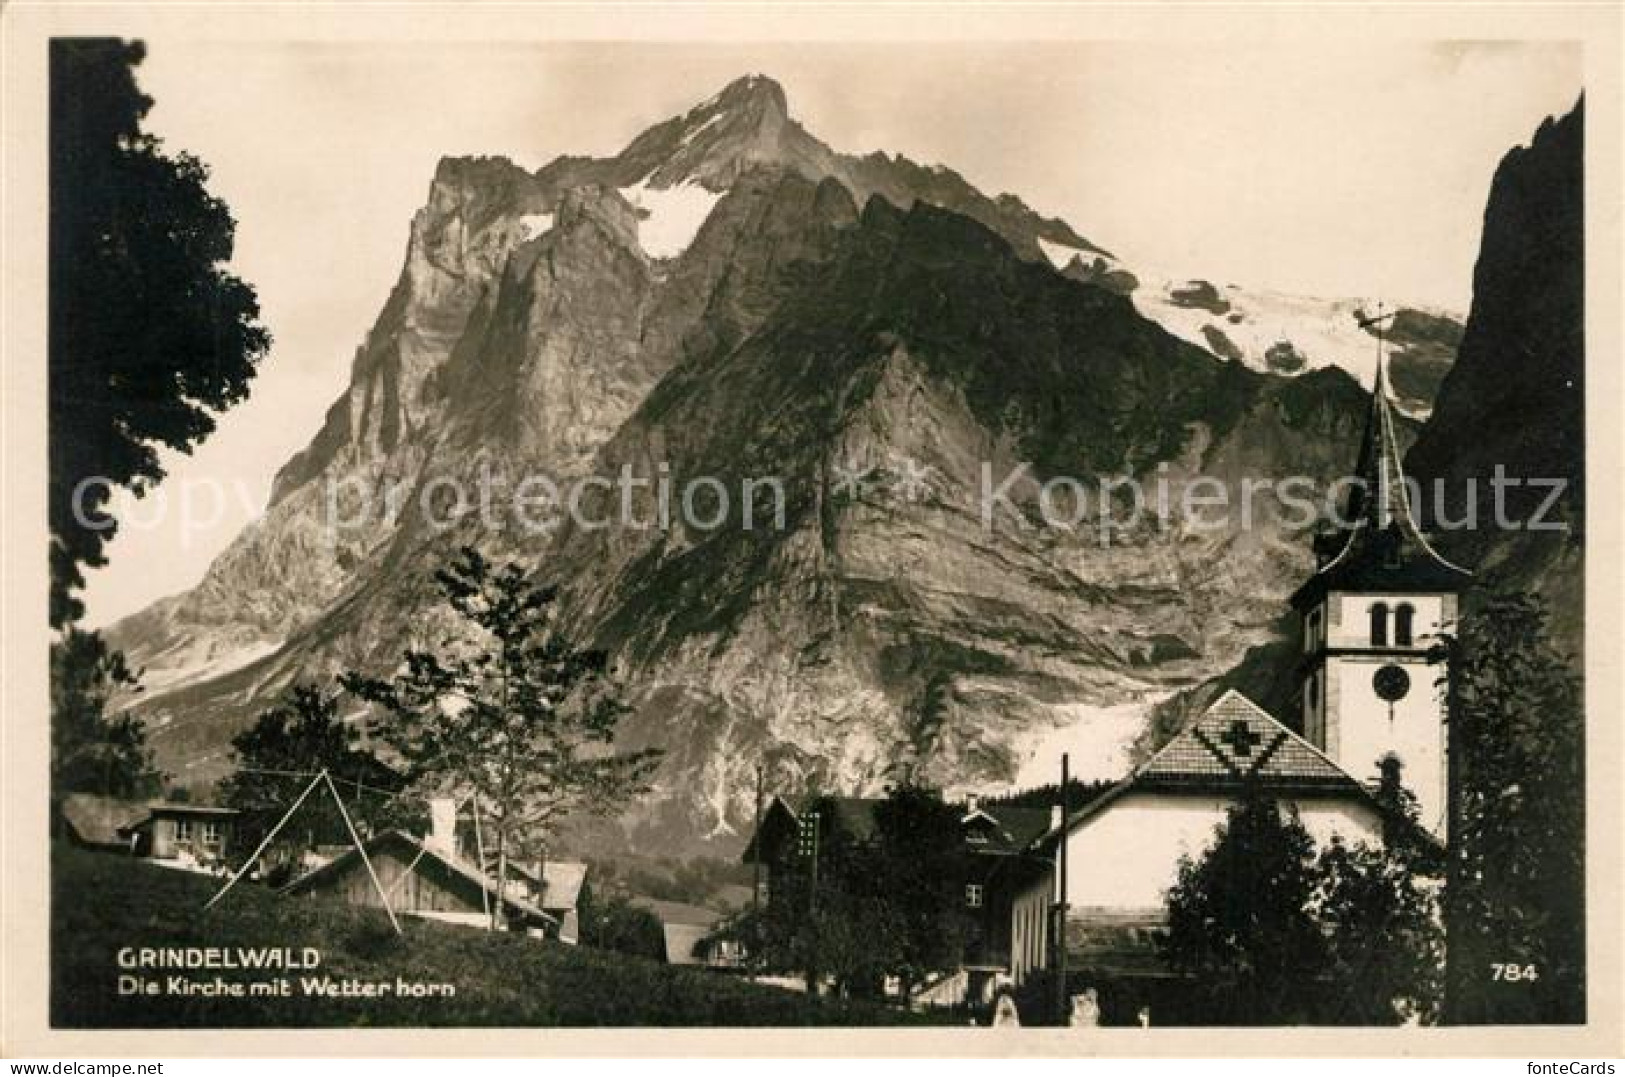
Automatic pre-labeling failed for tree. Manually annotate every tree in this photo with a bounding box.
[216,684,420,881]
[1311,836,1444,1025]
[49,39,269,626]
[1439,589,1584,1024]
[343,546,662,930]
[1310,762,1446,1027]
[50,627,162,798]
[577,884,667,961]
[868,783,974,999]
[1161,789,1327,1024]
[752,784,970,1001]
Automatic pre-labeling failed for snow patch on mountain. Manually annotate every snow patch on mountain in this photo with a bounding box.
[679,112,725,148]
[1137,277,1372,375]
[1002,696,1166,788]
[518,212,554,238]
[620,180,723,259]
[1120,269,1461,416]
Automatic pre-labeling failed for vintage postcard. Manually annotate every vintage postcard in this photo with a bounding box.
[2,1,1621,1059]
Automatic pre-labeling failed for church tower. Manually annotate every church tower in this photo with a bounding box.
[1290,339,1471,837]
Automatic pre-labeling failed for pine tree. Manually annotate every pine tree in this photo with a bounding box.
[343,547,662,930]
[50,627,161,798]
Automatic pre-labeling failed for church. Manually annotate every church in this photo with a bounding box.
[1006,353,1470,1020]
[742,353,1469,1019]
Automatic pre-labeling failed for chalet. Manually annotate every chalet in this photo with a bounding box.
[515,858,588,944]
[116,802,240,871]
[281,830,555,933]
[630,896,747,969]
[56,794,240,873]
[280,800,587,941]
[743,793,1054,1005]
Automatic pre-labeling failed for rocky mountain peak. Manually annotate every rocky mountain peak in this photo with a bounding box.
[709,73,789,120]
[612,74,817,192]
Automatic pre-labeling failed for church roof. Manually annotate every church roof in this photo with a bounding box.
[1134,689,1361,793]
[1049,691,1369,841]
[1293,354,1471,607]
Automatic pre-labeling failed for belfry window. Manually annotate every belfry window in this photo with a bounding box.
[1395,603,1415,647]
[1370,603,1390,647]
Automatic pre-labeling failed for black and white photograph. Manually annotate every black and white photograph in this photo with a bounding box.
[2,1,1619,1060]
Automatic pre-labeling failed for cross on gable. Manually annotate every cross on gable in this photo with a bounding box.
[1219,719,1263,758]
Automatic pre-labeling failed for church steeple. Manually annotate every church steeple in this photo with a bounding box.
[1296,312,1471,606]
[1351,355,1415,531]
[1289,304,1471,838]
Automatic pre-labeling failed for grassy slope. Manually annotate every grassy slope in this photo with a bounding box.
[51,844,938,1028]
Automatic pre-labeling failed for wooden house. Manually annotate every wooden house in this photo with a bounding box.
[118,802,239,868]
[279,800,588,941]
[281,829,559,934]
[742,792,1053,1005]
[630,896,747,969]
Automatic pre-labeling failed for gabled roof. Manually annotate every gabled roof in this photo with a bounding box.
[1293,357,1471,606]
[661,922,717,966]
[118,801,241,835]
[780,794,884,841]
[630,896,729,928]
[136,802,240,817]
[281,830,557,926]
[744,793,1053,861]
[1049,690,1370,842]
[963,804,1055,853]
[1136,689,1362,792]
[59,793,148,846]
[509,860,587,911]
[742,794,882,862]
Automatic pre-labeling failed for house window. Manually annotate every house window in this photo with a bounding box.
[174,819,193,843]
[1369,602,1390,647]
[1395,603,1416,647]
[966,829,989,845]
[965,883,984,909]
[202,822,221,846]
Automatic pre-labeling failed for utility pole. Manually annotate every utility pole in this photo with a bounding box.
[1054,753,1070,1025]
[750,764,764,982]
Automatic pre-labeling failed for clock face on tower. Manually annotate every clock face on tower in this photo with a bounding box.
[1373,663,1411,703]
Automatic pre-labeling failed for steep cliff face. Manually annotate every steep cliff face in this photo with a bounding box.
[109,75,1458,849]
[1405,98,1584,652]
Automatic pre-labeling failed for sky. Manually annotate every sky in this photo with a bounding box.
[78,39,1582,628]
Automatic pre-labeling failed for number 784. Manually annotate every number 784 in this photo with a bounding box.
[1491,963,1539,982]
